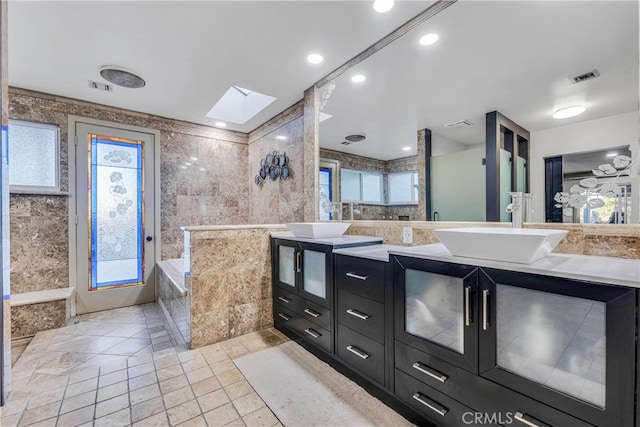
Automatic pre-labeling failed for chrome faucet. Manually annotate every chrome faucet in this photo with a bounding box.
[506,192,532,228]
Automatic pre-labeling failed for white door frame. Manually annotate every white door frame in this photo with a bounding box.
[68,116,161,316]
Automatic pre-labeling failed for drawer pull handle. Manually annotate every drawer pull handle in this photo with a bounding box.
[304,308,320,318]
[412,393,448,417]
[304,328,320,339]
[278,296,291,304]
[346,345,370,360]
[514,412,550,427]
[346,308,370,320]
[412,362,448,383]
[277,313,290,321]
[346,272,368,281]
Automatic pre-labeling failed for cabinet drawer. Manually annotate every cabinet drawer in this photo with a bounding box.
[395,341,592,427]
[296,297,331,331]
[335,256,385,302]
[337,324,385,385]
[274,302,332,353]
[337,290,384,343]
[395,369,483,427]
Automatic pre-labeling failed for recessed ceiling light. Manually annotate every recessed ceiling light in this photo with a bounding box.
[190,157,198,161]
[553,105,586,119]
[185,162,192,166]
[419,33,439,46]
[607,152,620,157]
[402,146,411,151]
[215,121,227,127]
[307,53,324,64]
[351,75,366,83]
[276,135,287,140]
[373,0,394,13]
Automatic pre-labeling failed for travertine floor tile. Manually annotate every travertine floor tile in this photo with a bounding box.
[162,386,195,410]
[94,407,131,427]
[60,390,97,414]
[131,411,169,427]
[97,380,128,403]
[156,364,184,382]
[25,387,65,410]
[166,399,201,426]
[131,395,166,424]
[218,368,243,386]
[197,388,230,413]
[191,376,222,397]
[94,393,130,419]
[224,380,253,400]
[18,400,61,426]
[65,376,99,398]
[159,375,189,395]
[129,372,158,391]
[56,404,96,427]
[232,392,265,417]
[203,402,241,426]
[186,365,213,384]
[175,414,207,427]
[129,383,161,406]
[98,369,128,388]
[242,406,280,427]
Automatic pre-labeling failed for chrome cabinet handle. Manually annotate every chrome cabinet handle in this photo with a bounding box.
[296,252,302,273]
[346,308,370,320]
[514,412,550,427]
[278,296,291,304]
[304,328,320,339]
[346,272,368,281]
[464,286,471,326]
[412,362,448,383]
[303,308,320,318]
[346,345,370,360]
[412,393,448,417]
[482,289,489,331]
[277,313,290,321]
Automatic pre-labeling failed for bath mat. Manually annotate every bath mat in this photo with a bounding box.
[234,340,413,427]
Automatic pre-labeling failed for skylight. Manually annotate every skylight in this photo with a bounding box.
[205,86,276,125]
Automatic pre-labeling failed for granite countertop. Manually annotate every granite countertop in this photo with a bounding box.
[270,232,382,247]
[333,244,409,262]
[388,243,640,288]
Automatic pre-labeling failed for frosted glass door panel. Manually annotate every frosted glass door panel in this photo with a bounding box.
[500,149,512,222]
[516,156,526,192]
[496,284,606,407]
[278,246,295,288]
[89,135,143,290]
[303,250,326,299]
[405,269,464,353]
[431,148,485,221]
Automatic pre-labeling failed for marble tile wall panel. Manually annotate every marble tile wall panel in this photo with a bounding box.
[10,195,69,294]
[8,88,250,262]
[188,227,286,348]
[10,300,66,339]
[345,221,640,259]
[248,117,305,224]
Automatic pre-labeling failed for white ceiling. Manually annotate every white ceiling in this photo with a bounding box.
[320,1,639,160]
[7,0,433,133]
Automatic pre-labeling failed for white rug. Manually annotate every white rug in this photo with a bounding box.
[234,340,414,427]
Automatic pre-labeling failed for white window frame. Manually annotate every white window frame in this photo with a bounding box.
[340,168,384,204]
[9,119,61,193]
[388,170,419,205]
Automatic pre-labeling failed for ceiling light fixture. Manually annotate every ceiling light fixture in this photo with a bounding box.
[402,146,411,151]
[99,66,145,89]
[373,0,394,13]
[553,105,586,119]
[419,33,439,46]
[607,152,620,157]
[215,121,227,128]
[276,135,287,140]
[351,75,366,83]
[307,53,324,64]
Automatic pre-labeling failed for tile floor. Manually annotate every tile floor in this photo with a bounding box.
[1,303,289,426]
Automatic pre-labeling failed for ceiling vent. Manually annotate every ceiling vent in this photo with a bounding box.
[444,119,473,129]
[569,69,600,84]
[345,134,366,142]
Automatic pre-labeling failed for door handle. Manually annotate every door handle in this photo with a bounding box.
[464,286,471,326]
[146,236,153,242]
[296,252,302,273]
[482,289,490,331]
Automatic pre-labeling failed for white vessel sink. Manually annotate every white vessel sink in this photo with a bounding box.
[432,227,568,264]
[285,222,351,239]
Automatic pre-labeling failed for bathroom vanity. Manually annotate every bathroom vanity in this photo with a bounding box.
[270,234,640,427]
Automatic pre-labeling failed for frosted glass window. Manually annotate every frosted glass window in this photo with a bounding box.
[9,120,59,191]
[405,269,464,353]
[341,169,383,203]
[389,171,419,204]
[496,284,606,407]
[278,246,296,287]
[303,249,326,298]
[89,135,144,290]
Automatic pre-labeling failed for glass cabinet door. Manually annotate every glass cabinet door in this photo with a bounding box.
[479,268,636,427]
[302,249,325,298]
[275,244,296,289]
[394,257,479,373]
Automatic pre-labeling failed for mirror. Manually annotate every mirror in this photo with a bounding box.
[317,1,639,222]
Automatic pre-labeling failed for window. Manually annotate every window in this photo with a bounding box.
[9,120,60,192]
[340,169,383,203]
[388,170,419,204]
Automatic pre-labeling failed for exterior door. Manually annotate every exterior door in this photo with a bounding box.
[74,122,156,314]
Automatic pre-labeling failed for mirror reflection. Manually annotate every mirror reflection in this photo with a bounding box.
[317,1,639,223]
